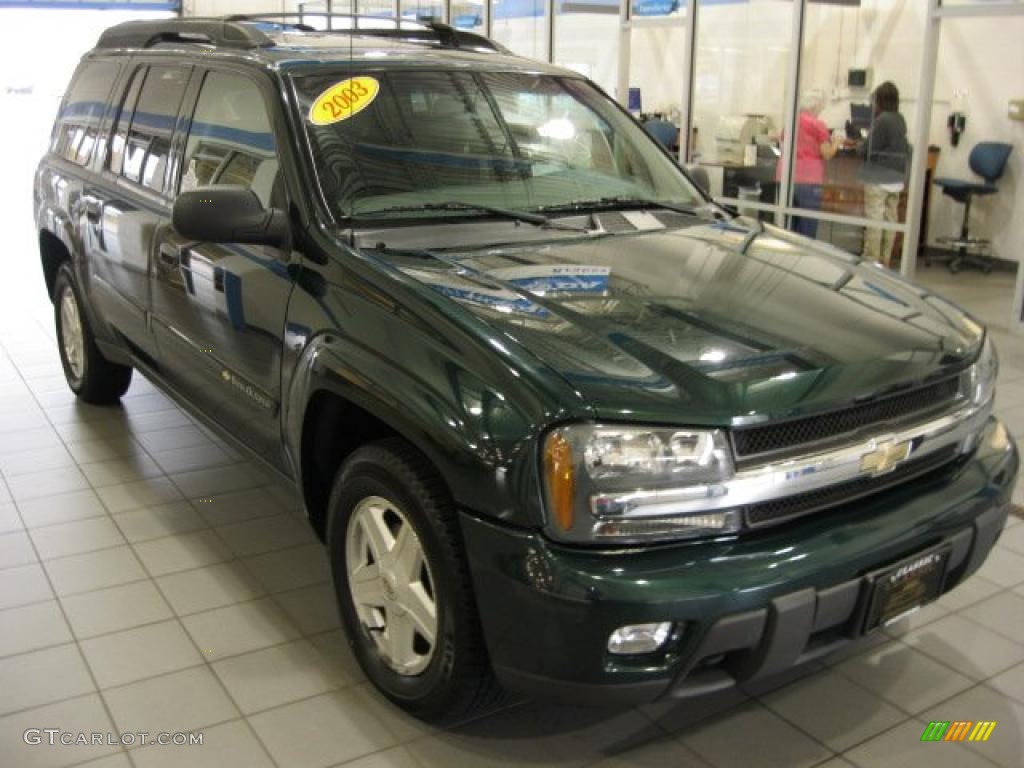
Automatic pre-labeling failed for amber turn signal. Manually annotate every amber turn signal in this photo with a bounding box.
[544,432,576,532]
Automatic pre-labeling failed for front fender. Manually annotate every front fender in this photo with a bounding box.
[283,328,549,527]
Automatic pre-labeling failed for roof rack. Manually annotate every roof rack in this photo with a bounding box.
[225,13,508,53]
[94,14,510,55]
[96,18,274,51]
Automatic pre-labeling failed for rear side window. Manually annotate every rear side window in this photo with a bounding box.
[52,60,120,167]
[111,65,190,193]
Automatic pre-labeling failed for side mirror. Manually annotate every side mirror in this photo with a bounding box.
[685,164,711,196]
[172,186,290,249]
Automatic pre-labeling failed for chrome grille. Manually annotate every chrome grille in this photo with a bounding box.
[731,376,962,461]
[744,444,960,529]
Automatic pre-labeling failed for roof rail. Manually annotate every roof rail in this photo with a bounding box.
[224,13,509,53]
[95,18,274,51]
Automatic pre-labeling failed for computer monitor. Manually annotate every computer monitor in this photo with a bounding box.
[628,87,642,116]
[850,103,873,132]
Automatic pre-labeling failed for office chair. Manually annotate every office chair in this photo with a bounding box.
[643,119,679,153]
[931,142,1012,273]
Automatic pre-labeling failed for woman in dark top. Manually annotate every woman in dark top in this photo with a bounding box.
[857,81,910,267]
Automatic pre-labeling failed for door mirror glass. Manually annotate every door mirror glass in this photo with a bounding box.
[172,186,289,248]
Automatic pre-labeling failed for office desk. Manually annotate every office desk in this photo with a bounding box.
[820,146,940,259]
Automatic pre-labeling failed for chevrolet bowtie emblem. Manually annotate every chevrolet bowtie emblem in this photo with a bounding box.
[860,439,913,476]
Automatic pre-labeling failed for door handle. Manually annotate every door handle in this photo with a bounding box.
[159,243,182,267]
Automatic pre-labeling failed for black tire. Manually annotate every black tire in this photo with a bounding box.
[53,263,132,404]
[327,438,504,723]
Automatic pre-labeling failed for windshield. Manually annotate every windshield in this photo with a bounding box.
[293,69,703,221]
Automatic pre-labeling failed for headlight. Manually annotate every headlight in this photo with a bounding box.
[542,424,739,544]
[967,336,998,407]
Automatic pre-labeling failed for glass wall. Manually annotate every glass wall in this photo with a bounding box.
[554,0,620,94]
[451,0,486,30]
[400,0,443,20]
[689,0,794,212]
[786,1,927,266]
[491,0,547,59]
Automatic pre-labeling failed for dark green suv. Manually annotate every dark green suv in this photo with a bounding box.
[34,15,1018,722]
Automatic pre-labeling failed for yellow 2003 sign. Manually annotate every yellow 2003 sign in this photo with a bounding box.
[308,76,380,126]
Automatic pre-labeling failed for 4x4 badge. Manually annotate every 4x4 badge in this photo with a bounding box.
[860,439,913,476]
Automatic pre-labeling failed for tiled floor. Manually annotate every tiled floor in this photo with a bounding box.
[2,176,1023,767]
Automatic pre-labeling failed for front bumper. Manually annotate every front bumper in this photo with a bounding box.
[460,417,1018,706]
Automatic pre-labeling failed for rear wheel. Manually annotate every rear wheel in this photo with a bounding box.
[327,439,503,723]
[53,263,132,404]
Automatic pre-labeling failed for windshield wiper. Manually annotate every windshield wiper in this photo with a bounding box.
[539,196,727,220]
[357,201,590,231]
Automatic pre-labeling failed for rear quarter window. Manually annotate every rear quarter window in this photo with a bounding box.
[52,60,121,167]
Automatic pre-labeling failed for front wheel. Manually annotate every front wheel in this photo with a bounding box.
[327,439,503,723]
[53,263,132,404]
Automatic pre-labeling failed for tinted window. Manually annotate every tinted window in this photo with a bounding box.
[52,60,120,167]
[180,71,279,208]
[118,66,190,193]
[108,68,145,176]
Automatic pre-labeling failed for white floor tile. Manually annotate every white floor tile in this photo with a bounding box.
[921,684,1024,768]
[17,489,108,529]
[78,455,164,488]
[193,487,289,527]
[61,580,172,639]
[0,694,121,768]
[0,600,73,657]
[96,478,184,515]
[937,573,1003,612]
[0,502,22,534]
[960,591,1024,642]
[242,542,330,594]
[986,661,1024,705]
[156,561,265,616]
[833,640,975,714]
[111,501,206,544]
[181,597,300,661]
[680,702,832,768]
[169,463,264,499]
[0,562,53,610]
[901,613,1024,681]
[29,517,125,560]
[844,717,993,768]
[211,638,339,714]
[275,582,341,636]
[131,719,274,768]
[102,666,239,738]
[80,619,202,689]
[6,466,90,502]
[760,669,906,752]
[0,643,94,716]
[44,546,146,596]
[248,690,398,768]
[216,514,316,558]
[131,529,232,577]
[0,529,37,569]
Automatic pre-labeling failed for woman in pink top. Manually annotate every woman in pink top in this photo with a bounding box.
[778,90,839,238]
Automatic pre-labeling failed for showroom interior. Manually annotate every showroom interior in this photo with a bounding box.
[1,0,1024,767]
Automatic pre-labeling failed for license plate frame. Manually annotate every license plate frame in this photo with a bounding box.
[862,544,951,632]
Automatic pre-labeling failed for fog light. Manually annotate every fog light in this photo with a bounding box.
[607,622,673,655]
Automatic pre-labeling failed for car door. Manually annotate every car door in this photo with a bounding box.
[151,66,295,467]
[88,63,192,358]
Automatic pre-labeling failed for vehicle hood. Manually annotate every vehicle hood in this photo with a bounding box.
[382,219,983,425]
